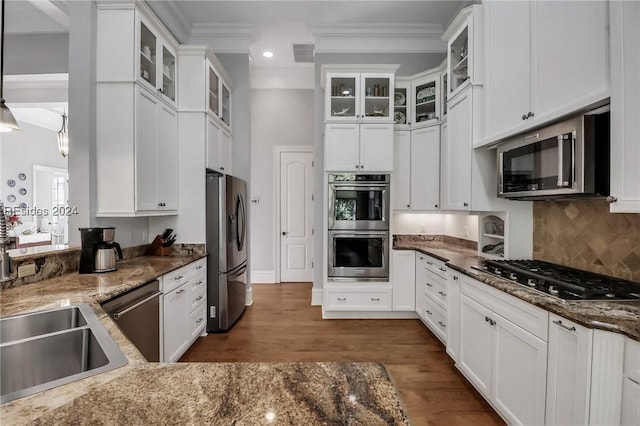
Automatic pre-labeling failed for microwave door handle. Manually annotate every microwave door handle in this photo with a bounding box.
[557,135,564,188]
[571,130,577,188]
[498,152,504,195]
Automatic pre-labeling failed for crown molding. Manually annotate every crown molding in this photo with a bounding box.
[143,0,192,43]
[312,23,447,53]
[189,23,254,54]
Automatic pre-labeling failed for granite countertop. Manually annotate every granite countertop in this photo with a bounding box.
[393,237,640,342]
[0,254,409,425]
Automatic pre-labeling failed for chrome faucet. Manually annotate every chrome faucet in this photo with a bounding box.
[0,202,12,282]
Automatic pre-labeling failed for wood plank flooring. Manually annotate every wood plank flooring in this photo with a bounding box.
[180,283,504,425]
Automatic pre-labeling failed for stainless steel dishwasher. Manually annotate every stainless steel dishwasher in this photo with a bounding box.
[102,280,161,362]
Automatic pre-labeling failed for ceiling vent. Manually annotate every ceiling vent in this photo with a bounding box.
[293,44,315,63]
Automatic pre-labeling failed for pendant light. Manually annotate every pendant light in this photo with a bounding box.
[0,0,20,133]
[57,112,68,157]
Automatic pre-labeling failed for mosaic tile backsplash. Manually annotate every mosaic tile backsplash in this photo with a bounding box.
[533,199,640,281]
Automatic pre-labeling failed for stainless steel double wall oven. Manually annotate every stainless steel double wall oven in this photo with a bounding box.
[328,174,390,280]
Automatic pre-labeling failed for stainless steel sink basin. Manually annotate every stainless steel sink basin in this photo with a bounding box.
[0,304,128,403]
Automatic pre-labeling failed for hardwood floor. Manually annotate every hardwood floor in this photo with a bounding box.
[180,283,504,425]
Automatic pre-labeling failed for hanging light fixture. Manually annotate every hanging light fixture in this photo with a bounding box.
[0,0,21,133]
[57,112,68,157]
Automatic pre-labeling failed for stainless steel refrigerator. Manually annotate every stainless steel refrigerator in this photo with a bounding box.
[206,170,247,332]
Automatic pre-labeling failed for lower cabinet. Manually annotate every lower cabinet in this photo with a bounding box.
[161,258,207,362]
[323,286,392,311]
[458,275,548,425]
[391,250,415,311]
[446,270,460,361]
[415,252,448,343]
[622,338,640,425]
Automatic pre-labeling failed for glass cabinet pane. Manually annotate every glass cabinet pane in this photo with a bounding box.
[139,22,156,87]
[221,84,231,125]
[450,27,469,93]
[363,76,390,118]
[415,80,437,123]
[394,87,407,125]
[209,68,219,116]
[162,46,175,101]
[329,76,357,118]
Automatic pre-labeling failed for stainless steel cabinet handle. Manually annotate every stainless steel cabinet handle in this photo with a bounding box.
[196,280,204,286]
[113,291,162,319]
[196,318,203,324]
[553,320,576,332]
[426,310,432,315]
[176,289,185,294]
[195,265,204,270]
[174,275,183,280]
[220,166,225,171]
[196,295,204,301]
[427,261,433,265]
[438,291,447,297]
[337,297,347,301]
[426,282,433,287]
[370,298,380,301]
[439,267,446,272]
[438,321,446,328]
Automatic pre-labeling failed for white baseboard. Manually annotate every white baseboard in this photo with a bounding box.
[245,287,253,306]
[321,310,419,319]
[311,288,323,306]
[251,270,276,283]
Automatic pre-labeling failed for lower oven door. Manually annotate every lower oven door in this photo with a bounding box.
[328,231,389,280]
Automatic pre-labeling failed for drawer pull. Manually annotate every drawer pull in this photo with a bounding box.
[195,265,204,270]
[426,283,433,287]
[438,291,447,297]
[453,275,459,281]
[176,289,185,294]
[553,320,576,332]
[485,316,496,326]
[426,261,433,265]
[370,298,380,302]
[426,310,432,315]
[439,267,446,272]
[337,297,347,301]
[438,321,446,328]
[174,275,183,281]
[196,280,204,286]
[196,295,204,301]
[196,318,203,324]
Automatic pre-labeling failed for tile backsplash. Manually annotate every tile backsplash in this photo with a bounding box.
[533,199,640,281]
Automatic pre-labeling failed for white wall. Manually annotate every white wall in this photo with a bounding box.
[5,33,69,75]
[393,213,479,241]
[250,88,314,278]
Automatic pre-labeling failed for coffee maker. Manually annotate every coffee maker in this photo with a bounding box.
[79,227,123,274]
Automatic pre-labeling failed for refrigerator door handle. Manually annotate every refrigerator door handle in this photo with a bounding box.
[237,193,246,251]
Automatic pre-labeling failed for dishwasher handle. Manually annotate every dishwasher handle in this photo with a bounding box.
[113,291,162,319]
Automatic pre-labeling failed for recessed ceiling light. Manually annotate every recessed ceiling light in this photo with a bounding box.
[262,51,274,58]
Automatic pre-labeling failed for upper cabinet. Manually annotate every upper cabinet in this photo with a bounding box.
[393,78,411,129]
[412,70,441,128]
[443,5,483,100]
[138,19,176,105]
[324,70,396,123]
[482,0,609,146]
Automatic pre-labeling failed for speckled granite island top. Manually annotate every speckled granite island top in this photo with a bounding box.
[394,236,640,342]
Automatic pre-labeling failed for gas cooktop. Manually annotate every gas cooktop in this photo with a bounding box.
[479,259,640,301]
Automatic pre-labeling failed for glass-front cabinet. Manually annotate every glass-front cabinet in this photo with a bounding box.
[326,72,394,122]
[412,72,440,127]
[138,18,176,105]
[444,5,482,99]
[206,61,232,129]
[393,78,410,128]
[221,83,231,126]
[208,67,219,116]
[449,25,469,95]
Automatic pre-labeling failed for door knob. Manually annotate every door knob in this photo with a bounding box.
[282,231,288,236]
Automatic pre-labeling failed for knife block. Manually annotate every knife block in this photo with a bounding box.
[146,235,173,256]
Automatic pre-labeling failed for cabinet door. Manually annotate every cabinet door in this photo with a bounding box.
[361,73,393,122]
[412,75,440,127]
[609,1,640,213]
[208,65,220,117]
[445,272,460,361]
[621,378,640,426]
[533,1,609,120]
[326,73,359,121]
[159,43,177,104]
[207,116,221,172]
[410,126,440,210]
[483,0,531,141]
[392,250,415,311]
[493,314,547,426]
[221,83,231,126]
[219,129,232,174]
[546,314,593,426]
[156,103,178,210]
[441,89,471,210]
[414,254,427,319]
[393,131,411,210]
[163,285,189,362]
[138,18,158,91]
[325,124,359,171]
[459,294,494,398]
[359,124,393,172]
[135,86,160,211]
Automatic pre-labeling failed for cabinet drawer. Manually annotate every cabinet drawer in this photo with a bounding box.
[625,338,640,383]
[162,264,190,293]
[188,303,206,339]
[324,289,392,311]
[186,258,207,277]
[189,285,206,313]
[461,275,549,341]
[423,255,447,279]
[423,271,447,309]
[423,296,447,343]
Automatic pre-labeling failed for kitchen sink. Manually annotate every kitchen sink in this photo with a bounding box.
[0,304,128,403]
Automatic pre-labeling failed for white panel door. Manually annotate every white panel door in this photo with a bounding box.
[410,126,440,211]
[493,313,547,426]
[135,86,159,211]
[280,151,313,282]
[359,124,394,172]
[162,285,189,362]
[393,130,411,210]
[157,103,178,210]
[621,379,640,426]
[441,89,471,210]
[219,129,232,174]
[206,116,221,172]
[325,124,359,171]
[391,250,415,311]
[459,294,493,398]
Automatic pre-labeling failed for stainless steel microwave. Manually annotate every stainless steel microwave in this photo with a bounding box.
[497,107,610,200]
[328,174,390,230]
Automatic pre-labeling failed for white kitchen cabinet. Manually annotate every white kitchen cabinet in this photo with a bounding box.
[441,88,471,211]
[482,0,609,146]
[323,285,392,312]
[325,123,393,172]
[458,275,548,425]
[325,72,394,123]
[546,314,593,426]
[392,250,415,311]
[393,126,440,211]
[207,116,232,174]
[622,338,640,425]
[411,71,441,128]
[443,5,483,99]
[393,78,411,129]
[446,270,460,361]
[137,17,177,107]
[609,0,640,213]
[415,253,448,343]
[162,281,189,363]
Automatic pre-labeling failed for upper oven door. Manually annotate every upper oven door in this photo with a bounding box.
[498,115,584,198]
[328,183,389,230]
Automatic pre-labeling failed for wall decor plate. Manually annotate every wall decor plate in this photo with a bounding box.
[7,195,16,202]
[18,173,26,181]
[7,179,15,187]
[19,188,27,195]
